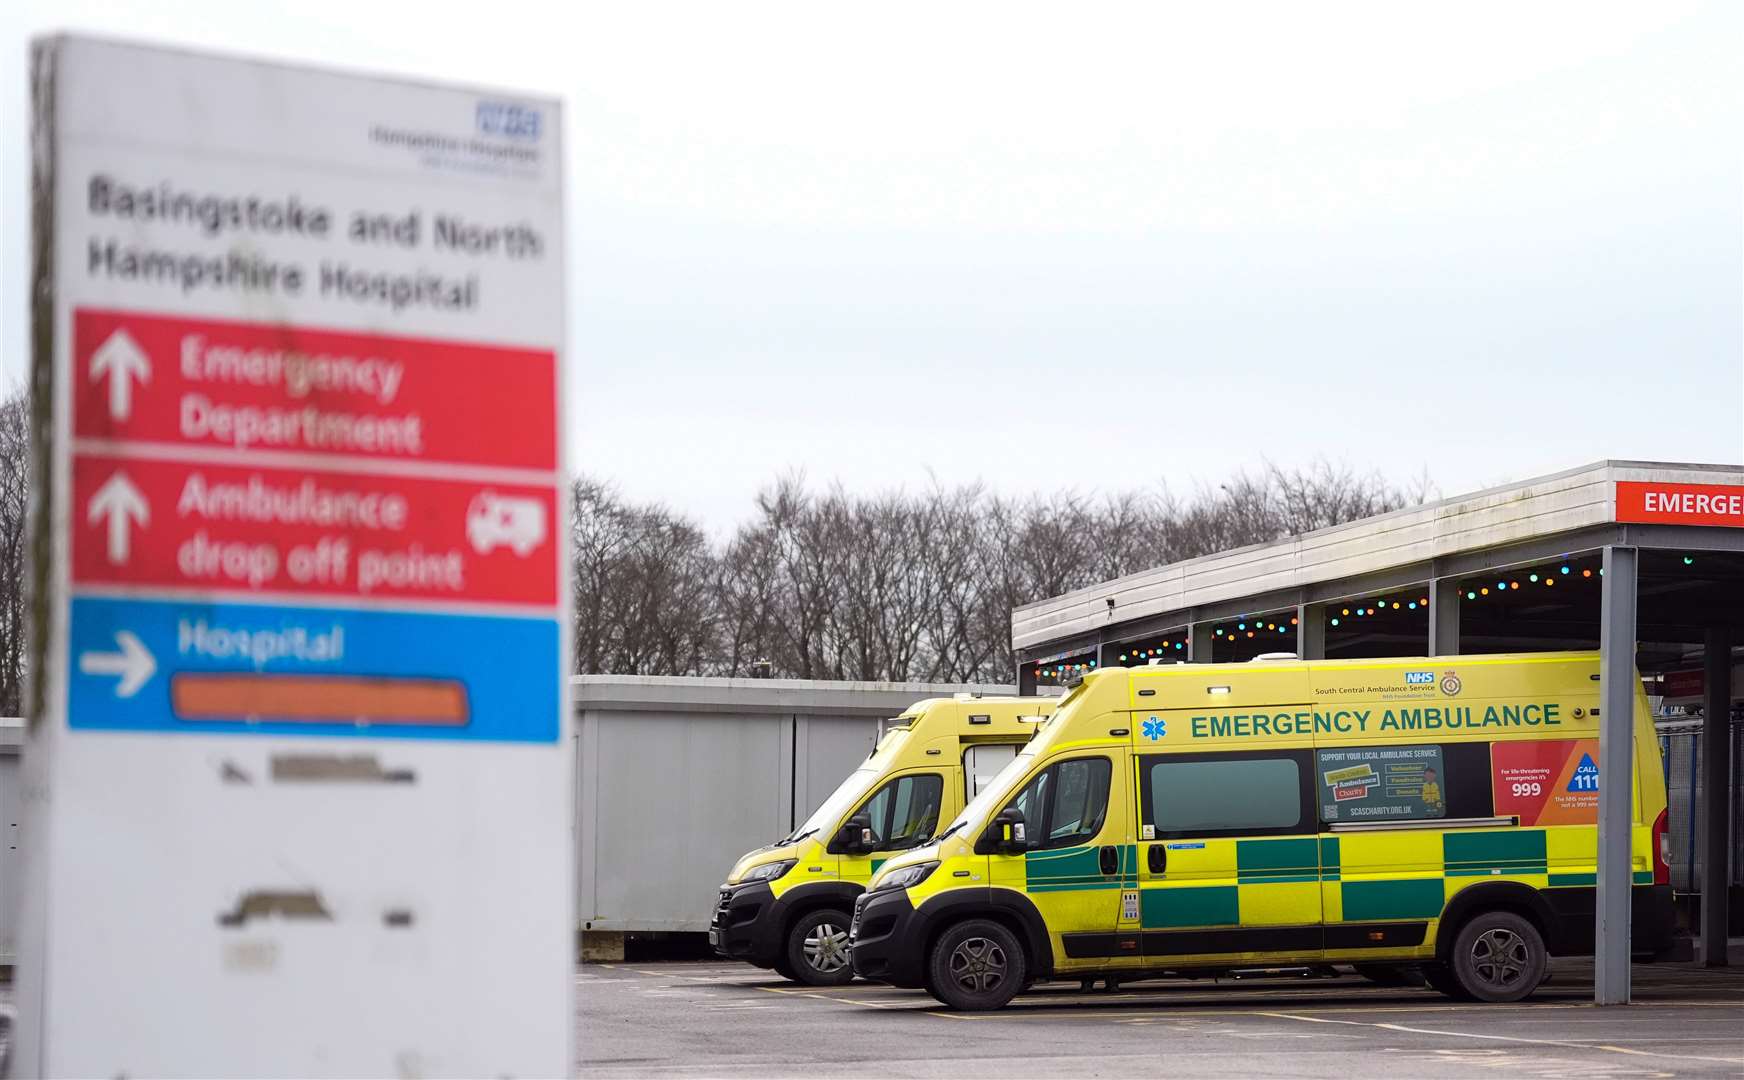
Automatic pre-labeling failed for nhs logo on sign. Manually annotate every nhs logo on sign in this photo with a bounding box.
[477,101,541,139]
[1405,670,1436,685]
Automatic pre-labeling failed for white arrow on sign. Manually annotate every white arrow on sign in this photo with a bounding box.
[78,630,156,698]
[90,327,151,422]
[87,470,149,565]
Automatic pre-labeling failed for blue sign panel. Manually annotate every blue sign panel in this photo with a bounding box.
[69,595,560,742]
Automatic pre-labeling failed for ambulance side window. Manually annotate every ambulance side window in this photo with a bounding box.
[1003,757,1112,850]
[1047,758,1111,845]
[1141,751,1313,839]
[1008,769,1052,828]
[859,774,944,850]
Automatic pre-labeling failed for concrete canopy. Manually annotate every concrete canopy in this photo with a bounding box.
[1010,459,1744,1005]
[1013,460,1744,673]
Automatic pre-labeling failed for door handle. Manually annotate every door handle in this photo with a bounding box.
[1099,845,1119,876]
[1147,844,1166,875]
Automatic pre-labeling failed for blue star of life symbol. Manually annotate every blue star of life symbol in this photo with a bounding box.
[1142,716,1166,741]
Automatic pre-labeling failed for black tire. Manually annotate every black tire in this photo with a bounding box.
[770,955,799,982]
[926,919,1027,1011]
[1448,910,1547,1003]
[1353,963,1414,986]
[1422,962,1470,999]
[785,909,855,987]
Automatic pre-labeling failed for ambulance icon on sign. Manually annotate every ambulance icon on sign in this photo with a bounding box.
[467,491,547,557]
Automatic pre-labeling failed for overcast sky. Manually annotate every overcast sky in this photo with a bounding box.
[3,1,1740,531]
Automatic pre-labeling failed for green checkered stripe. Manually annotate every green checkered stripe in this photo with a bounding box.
[1236,837,1320,884]
[1025,844,1139,892]
[1142,831,1646,928]
[1141,837,1320,927]
[1334,829,1648,921]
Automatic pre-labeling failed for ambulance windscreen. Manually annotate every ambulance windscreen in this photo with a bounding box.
[782,767,879,844]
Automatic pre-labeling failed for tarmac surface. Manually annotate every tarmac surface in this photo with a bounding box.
[576,957,1744,1078]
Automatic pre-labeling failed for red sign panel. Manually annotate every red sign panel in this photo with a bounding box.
[71,455,557,606]
[1616,480,1744,528]
[1661,669,1703,699]
[73,308,557,472]
[1492,739,1599,827]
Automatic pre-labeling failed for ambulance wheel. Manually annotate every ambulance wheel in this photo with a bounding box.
[786,909,855,987]
[928,919,1026,1011]
[1449,911,1546,1003]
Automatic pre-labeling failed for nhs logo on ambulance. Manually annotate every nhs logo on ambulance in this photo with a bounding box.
[1405,670,1436,686]
[477,101,541,140]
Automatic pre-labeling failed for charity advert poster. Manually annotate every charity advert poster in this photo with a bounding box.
[1492,739,1600,825]
[1317,744,1446,822]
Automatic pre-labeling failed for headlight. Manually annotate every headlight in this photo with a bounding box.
[872,861,939,893]
[739,859,796,884]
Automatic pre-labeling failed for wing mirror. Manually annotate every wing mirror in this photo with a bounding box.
[830,812,874,855]
[979,807,1030,855]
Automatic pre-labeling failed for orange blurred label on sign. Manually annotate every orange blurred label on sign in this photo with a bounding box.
[171,673,468,726]
[1616,480,1744,527]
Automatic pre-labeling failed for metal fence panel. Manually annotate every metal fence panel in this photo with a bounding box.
[1659,716,1743,893]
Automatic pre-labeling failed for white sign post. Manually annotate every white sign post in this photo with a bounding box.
[20,35,570,1077]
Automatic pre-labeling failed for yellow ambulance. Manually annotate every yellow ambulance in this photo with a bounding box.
[850,653,1672,1009]
[711,695,1055,985]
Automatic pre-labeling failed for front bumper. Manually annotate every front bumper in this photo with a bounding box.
[848,887,930,988]
[709,880,784,968]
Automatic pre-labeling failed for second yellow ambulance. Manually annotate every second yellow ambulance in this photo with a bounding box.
[711,694,1054,985]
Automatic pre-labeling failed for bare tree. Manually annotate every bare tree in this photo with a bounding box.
[715,523,784,676]
[0,415,1430,691]
[0,387,29,715]
[569,477,721,676]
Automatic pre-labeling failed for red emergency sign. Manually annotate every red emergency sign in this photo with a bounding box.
[72,307,557,472]
[1616,480,1744,528]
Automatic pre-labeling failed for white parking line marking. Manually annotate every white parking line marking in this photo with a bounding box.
[1258,1011,1744,1067]
[927,999,1742,1022]
[754,985,904,1009]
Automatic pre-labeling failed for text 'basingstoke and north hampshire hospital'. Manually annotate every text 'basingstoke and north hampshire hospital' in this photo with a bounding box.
[85,173,545,312]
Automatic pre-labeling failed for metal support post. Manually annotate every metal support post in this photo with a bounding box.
[1098,640,1123,671]
[1429,577,1461,657]
[1296,604,1325,660]
[1596,545,1637,1004]
[1188,623,1214,663]
[1703,626,1732,966]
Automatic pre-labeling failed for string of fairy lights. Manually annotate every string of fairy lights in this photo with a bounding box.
[1033,656,1099,682]
[1030,554,1699,683]
[1209,616,1298,642]
[1458,561,1602,602]
[1328,594,1429,628]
